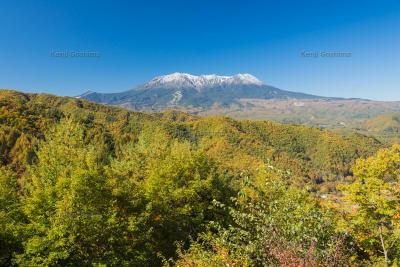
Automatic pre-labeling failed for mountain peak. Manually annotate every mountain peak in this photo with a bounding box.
[78,72,327,110]
[232,73,262,85]
[142,72,263,91]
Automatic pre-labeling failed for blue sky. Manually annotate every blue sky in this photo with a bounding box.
[0,0,399,100]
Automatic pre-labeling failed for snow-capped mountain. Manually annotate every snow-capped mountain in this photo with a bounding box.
[78,72,330,111]
[141,73,263,91]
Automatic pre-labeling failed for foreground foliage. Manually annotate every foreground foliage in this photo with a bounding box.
[339,145,400,265]
[175,171,351,266]
[0,90,399,266]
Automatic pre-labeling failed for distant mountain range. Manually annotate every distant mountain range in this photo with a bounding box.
[77,73,400,136]
[78,73,339,110]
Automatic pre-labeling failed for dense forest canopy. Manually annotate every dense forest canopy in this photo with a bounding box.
[0,90,382,189]
[1,90,399,266]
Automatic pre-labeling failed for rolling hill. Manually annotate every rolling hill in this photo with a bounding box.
[0,89,382,191]
[0,89,390,265]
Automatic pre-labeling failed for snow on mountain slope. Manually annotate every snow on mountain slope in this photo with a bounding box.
[140,72,263,91]
[77,72,328,110]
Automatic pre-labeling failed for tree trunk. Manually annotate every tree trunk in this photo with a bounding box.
[379,224,388,266]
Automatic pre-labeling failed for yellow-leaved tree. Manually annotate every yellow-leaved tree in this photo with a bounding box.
[339,145,400,266]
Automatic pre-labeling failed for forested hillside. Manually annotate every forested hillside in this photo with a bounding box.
[0,90,381,189]
[360,113,400,143]
[1,90,399,266]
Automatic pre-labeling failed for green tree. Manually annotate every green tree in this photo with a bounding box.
[106,126,231,265]
[17,119,139,266]
[0,167,24,266]
[339,145,400,265]
[176,166,351,266]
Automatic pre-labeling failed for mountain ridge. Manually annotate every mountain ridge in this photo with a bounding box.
[78,72,340,110]
[139,72,264,91]
[75,73,400,134]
